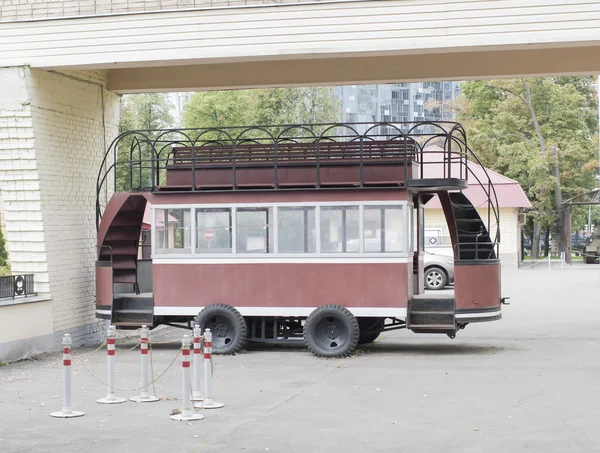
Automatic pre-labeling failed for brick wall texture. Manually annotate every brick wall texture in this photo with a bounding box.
[0,66,120,349]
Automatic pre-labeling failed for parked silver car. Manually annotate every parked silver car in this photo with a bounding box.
[424,250,455,290]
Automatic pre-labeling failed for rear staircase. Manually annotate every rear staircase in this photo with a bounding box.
[407,190,497,335]
[449,192,496,260]
[97,194,153,327]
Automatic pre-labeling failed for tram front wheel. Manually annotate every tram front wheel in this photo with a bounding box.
[303,305,360,358]
[194,304,247,355]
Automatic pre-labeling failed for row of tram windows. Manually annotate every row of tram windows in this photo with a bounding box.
[154,204,415,256]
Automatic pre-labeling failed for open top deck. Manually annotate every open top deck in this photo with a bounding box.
[97,122,471,222]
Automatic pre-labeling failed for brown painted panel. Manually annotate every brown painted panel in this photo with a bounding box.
[163,159,409,189]
[454,262,501,310]
[153,262,410,309]
[96,264,113,308]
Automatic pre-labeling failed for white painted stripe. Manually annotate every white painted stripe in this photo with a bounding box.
[154,306,407,318]
[152,201,407,209]
[455,310,502,319]
[153,257,411,264]
[96,309,111,316]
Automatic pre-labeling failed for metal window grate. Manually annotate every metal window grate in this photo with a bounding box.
[0,274,36,299]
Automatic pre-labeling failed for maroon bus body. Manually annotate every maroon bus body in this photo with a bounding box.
[95,125,503,356]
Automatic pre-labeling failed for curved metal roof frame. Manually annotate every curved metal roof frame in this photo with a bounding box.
[562,189,600,206]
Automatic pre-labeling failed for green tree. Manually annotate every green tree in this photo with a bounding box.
[116,94,175,190]
[460,78,598,258]
[182,90,253,130]
[0,223,10,276]
[182,87,341,133]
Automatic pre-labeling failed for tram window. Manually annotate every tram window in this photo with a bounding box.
[196,208,232,254]
[237,207,274,254]
[363,206,404,252]
[320,206,359,253]
[155,208,191,254]
[278,207,316,253]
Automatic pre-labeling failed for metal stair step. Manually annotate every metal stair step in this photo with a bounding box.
[409,324,456,330]
[410,310,454,316]
[113,272,137,283]
[105,229,140,241]
[114,309,153,315]
[112,256,137,270]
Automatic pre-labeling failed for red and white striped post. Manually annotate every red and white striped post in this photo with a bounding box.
[170,335,204,421]
[192,324,203,401]
[130,325,159,403]
[97,325,127,404]
[51,334,84,418]
[199,328,224,409]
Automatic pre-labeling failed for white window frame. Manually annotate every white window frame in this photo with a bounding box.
[151,200,410,260]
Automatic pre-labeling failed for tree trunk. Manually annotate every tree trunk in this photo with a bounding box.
[550,146,566,256]
[544,229,551,257]
[531,221,542,259]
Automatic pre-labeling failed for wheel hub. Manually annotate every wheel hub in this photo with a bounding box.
[214,322,229,338]
[324,323,340,340]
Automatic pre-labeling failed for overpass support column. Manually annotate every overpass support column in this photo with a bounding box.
[0,66,120,362]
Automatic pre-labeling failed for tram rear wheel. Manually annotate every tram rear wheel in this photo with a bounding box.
[194,304,247,354]
[303,305,360,358]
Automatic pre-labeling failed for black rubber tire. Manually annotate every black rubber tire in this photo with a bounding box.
[303,305,360,358]
[194,304,247,354]
[357,317,385,344]
[424,266,448,290]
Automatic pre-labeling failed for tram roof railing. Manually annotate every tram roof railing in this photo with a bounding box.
[95,121,499,247]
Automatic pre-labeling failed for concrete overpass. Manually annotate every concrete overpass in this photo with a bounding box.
[1,0,600,360]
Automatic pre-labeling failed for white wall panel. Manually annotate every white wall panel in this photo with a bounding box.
[1,1,600,70]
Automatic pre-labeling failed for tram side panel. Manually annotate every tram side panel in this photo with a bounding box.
[151,261,413,318]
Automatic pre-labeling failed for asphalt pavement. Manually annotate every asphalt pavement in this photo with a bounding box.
[1,264,600,453]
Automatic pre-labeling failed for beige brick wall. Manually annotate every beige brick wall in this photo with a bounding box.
[0,67,46,286]
[29,68,120,333]
[0,66,119,358]
[0,0,326,22]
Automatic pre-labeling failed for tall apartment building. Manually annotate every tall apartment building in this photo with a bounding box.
[336,82,461,132]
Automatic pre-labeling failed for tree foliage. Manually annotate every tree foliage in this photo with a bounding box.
[460,77,599,255]
[182,87,341,131]
[0,222,10,276]
[116,94,175,190]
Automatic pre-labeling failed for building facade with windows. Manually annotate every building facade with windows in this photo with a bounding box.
[336,82,461,130]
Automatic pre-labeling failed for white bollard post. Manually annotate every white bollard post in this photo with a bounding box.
[198,328,224,409]
[192,324,203,401]
[170,335,204,421]
[51,334,84,418]
[97,325,127,404]
[548,253,552,271]
[130,325,159,403]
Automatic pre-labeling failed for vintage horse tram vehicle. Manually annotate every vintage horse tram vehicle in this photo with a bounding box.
[95,122,503,357]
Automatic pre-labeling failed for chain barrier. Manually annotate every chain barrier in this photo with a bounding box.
[70,342,183,393]
[54,327,214,399]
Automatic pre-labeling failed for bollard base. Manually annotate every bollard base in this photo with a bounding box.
[51,410,85,418]
[191,394,204,402]
[130,395,160,403]
[195,399,224,409]
[96,396,127,404]
[170,412,205,421]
